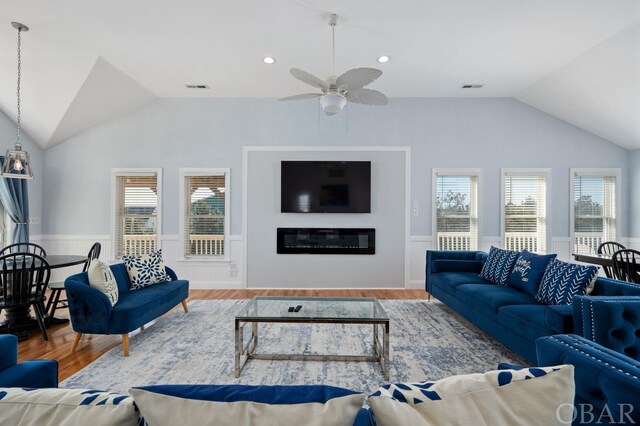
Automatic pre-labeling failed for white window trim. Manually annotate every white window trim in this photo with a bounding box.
[110,168,163,261]
[432,168,483,249]
[178,167,230,262]
[569,168,621,254]
[500,168,551,253]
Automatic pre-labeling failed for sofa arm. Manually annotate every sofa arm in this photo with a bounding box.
[537,334,640,424]
[0,360,58,388]
[64,280,113,334]
[573,295,640,360]
[165,266,178,281]
[426,250,484,293]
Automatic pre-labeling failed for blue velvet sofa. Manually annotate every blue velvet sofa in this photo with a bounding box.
[0,335,58,388]
[65,263,189,356]
[426,250,640,363]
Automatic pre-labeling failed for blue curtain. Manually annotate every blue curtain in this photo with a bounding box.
[0,157,29,244]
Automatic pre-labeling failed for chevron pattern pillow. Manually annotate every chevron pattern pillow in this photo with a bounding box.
[479,246,519,285]
[536,259,598,305]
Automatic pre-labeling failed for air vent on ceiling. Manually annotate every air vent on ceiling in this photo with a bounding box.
[186,84,209,89]
[461,84,484,89]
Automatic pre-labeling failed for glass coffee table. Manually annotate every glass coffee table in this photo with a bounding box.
[235,296,390,379]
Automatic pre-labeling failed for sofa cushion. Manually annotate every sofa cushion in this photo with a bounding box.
[479,246,519,285]
[506,250,556,297]
[497,305,556,341]
[367,365,574,426]
[108,279,189,334]
[544,304,574,334]
[0,387,140,426]
[456,284,538,314]
[123,249,172,290]
[536,259,598,305]
[130,384,365,426]
[431,272,491,296]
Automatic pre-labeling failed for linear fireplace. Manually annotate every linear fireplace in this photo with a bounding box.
[277,228,375,254]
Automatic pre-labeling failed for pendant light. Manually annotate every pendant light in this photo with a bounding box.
[3,22,33,179]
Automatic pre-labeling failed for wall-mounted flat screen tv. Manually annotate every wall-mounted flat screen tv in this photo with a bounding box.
[281,161,371,213]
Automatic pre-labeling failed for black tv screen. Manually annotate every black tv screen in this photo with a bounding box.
[281,161,371,213]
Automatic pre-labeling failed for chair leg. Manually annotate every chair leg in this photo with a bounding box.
[181,300,189,313]
[122,334,129,357]
[50,289,63,318]
[33,303,48,341]
[70,333,82,353]
[45,289,57,315]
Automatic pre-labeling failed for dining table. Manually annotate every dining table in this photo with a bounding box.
[572,252,614,268]
[0,254,88,340]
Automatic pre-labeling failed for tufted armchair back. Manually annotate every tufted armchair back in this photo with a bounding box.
[573,295,640,361]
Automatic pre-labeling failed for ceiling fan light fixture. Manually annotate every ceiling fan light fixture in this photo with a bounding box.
[377,55,391,63]
[320,92,347,115]
[263,56,276,64]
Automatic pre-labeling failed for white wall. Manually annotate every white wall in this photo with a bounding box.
[246,148,407,288]
[0,110,44,237]
[40,97,632,287]
[630,149,640,239]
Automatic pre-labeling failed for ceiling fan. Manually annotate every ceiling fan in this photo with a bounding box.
[279,13,388,116]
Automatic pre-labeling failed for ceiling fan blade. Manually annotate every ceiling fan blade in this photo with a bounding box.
[290,68,329,91]
[278,93,322,101]
[337,68,383,91]
[346,89,388,106]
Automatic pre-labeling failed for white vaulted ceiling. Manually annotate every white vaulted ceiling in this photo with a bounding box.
[1,0,639,149]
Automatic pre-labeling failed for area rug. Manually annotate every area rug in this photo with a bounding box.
[61,299,525,394]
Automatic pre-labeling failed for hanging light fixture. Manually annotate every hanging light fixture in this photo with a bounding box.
[3,22,33,179]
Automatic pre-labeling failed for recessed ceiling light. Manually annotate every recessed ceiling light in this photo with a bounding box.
[377,55,391,63]
[263,56,276,65]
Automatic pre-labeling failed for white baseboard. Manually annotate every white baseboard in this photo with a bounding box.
[407,280,425,289]
[189,281,244,289]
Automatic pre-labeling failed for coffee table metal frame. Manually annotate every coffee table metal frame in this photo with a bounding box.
[234,296,390,380]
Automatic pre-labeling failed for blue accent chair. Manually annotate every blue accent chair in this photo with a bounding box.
[65,263,189,356]
[0,335,58,388]
[537,334,640,425]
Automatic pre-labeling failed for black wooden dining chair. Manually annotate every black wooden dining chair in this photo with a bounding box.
[597,241,626,278]
[611,249,640,284]
[45,242,101,319]
[0,243,47,257]
[0,253,51,340]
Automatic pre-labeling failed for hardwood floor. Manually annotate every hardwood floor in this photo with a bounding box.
[13,289,428,382]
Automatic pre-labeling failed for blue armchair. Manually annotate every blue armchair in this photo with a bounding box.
[0,335,58,388]
[65,263,189,356]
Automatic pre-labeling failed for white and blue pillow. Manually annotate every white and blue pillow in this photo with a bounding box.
[129,384,365,426]
[0,387,141,426]
[479,246,519,285]
[368,365,574,426]
[123,249,171,290]
[506,250,557,297]
[536,259,598,305]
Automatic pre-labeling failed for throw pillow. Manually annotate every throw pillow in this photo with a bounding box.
[87,259,119,305]
[479,246,519,285]
[129,384,365,426]
[536,259,598,305]
[368,365,574,426]
[123,249,171,290]
[0,387,140,426]
[506,250,557,297]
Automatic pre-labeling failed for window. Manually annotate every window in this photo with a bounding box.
[571,169,619,254]
[180,169,229,259]
[433,170,480,250]
[112,170,161,258]
[502,169,550,253]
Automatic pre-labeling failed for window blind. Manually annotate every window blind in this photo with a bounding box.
[573,174,616,254]
[504,174,547,253]
[435,175,478,250]
[183,174,226,257]
[114,174,158,257]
